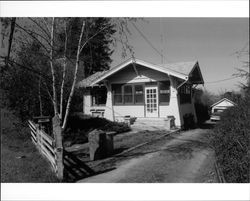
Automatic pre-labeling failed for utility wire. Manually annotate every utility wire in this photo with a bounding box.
[205,76,242,84]
[131,22,168,62]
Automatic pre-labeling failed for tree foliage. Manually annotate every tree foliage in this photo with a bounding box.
[0,17,117,125]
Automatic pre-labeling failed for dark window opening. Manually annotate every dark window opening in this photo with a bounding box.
[124,85,133,104]
[134,85,144,104]
[91,86,107,106]
[159,81,170,104]
[112,84,144,105]
[179,84,192,104]
[113,84,123,104]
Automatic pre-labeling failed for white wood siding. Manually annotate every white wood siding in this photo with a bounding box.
[113,105,144,119]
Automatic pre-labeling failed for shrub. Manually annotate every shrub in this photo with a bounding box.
[210,93,250,182]
[63,114,130,146]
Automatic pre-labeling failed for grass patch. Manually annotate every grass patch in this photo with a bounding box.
[1,124,58,182]
[68,129,170,163]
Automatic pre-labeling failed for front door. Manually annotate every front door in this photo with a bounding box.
[145,86,158,117]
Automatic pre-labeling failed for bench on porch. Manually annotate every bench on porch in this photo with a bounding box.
[90,108,105,117]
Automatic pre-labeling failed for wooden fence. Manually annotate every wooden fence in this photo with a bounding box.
[28,119,94,181]
[28,120,57,172]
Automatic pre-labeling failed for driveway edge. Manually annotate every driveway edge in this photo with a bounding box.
[214,160,226,183]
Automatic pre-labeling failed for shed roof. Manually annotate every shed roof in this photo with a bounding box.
[77,58,203,88]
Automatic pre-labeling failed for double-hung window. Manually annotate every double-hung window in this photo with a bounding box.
[134,85,144,104]
[159,81,170,104]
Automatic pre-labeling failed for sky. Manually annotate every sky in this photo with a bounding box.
[111,18,249,94]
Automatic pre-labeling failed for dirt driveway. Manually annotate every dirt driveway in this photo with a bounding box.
[78,128,218,183]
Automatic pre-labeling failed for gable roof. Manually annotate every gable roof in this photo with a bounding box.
[160,61,197,76]
[77,71,107,88]
[77,58,204,88]
[211,98,236,108]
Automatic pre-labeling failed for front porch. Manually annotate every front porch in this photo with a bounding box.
[79,58,204,128]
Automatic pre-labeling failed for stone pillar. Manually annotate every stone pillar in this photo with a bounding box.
[169,76,182,127]
[88,129,107,160]
[106,131,115,156]
[52,115,64,181]
[104,81,114,121]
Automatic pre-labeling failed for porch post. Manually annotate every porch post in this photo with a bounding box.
[169,76,182,127]
[104,81,114,121]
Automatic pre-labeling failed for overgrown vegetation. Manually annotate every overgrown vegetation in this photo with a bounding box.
[63,114,130,146]
[210,91,250,182]
[1,124,58,182]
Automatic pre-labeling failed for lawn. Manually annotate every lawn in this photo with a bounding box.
[66,129,172,164]
[1,124,58,182]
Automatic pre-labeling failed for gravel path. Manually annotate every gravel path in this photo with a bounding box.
[78,128,217,183]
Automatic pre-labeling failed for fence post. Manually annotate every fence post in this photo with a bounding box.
[35,124,41,152]
[52,115,64,181]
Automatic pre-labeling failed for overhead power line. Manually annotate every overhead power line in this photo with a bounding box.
[205,76,242,84]
[131,22,168,62]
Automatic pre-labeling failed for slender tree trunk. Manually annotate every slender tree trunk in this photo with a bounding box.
[49,17,58,116]
[6,18,16,66]
[62,20,85,130]
[59,21,68,120]
[38,75,43,116]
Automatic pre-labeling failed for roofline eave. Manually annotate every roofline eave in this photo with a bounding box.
[90,58,188,86]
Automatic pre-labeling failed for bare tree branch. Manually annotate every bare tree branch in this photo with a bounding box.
[28,17,51,39]
[79,23,111,54]
[62,19,86,130]
[15,22,50,54]
[59,21,68,120]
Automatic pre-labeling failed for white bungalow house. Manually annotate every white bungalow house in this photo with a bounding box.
[210,98,236,121]
[77,58,204,128]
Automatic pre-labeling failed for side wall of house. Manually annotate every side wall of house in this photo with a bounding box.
[83,89,92,115]
[178,90,197,126]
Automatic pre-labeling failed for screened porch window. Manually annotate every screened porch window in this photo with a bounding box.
[91,86,107,106]
[159,81,170,104]
[134,85,144,104]
[113,84,123,104]
[112,84,144,105]
[124,85,133,104]
[179,84,192,104]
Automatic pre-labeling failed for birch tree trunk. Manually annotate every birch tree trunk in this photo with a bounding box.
[59,21,68,120]
[62,20,85,130]
[38,75,43,116]
[49,17,58,116]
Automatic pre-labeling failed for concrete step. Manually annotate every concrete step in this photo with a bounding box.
[130,117,172,131]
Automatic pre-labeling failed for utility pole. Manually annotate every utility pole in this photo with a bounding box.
[160,18,163,64]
